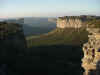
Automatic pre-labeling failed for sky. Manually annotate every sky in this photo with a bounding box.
[0,0,100,18]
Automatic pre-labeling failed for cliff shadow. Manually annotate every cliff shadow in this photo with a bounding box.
[0,44,84,75]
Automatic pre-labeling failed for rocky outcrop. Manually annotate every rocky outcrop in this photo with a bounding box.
[48,18,57,23]
[82,28,100,75]
[57,16,87,28]
[0,22,26,56]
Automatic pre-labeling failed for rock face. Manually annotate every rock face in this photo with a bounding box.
[82,28,100,75]
[57,16,87,28]
[0,22,26,56]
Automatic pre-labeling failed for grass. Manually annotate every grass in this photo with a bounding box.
[26,28,88,47]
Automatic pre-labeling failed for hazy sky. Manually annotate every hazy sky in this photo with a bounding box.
[0,0,100,18]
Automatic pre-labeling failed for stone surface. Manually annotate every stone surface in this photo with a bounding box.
[57,16,87,28]
[82,28,100,75]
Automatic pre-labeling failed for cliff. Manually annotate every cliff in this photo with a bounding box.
[82,28,100,75]
[48,18,57,23]
[57,15,100,29]
[0,22,26,56]
[57,16,87,28]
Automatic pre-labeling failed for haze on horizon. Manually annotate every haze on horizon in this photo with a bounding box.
[0,0,100,18]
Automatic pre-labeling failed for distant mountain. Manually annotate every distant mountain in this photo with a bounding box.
[0,18,7,22]
[23,17,56,36]
[23,24,56,36]
[24,17,56,27]
[48,18,57,23]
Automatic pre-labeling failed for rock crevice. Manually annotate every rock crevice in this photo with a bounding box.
[82,28,100,75]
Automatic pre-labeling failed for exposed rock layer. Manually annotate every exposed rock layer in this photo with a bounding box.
[57,16,87,28]
[82,28,100,75]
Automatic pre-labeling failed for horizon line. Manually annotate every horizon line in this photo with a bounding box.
[0,14,100,19]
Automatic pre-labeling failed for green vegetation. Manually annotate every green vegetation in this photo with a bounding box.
[26,18,100,47]
[0,22,22,35]
[86,19,100,28]
[26,28,88,47]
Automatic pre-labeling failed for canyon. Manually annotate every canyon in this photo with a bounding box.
[0,15,100,75]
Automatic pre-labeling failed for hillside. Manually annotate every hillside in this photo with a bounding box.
[26,28,88,47]
[23,23,56,36]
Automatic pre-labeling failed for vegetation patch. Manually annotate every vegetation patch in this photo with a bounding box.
[26,28,88,47]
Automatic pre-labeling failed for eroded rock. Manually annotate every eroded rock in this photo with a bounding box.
[82,28,100,75]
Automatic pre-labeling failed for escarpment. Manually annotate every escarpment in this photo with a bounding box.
[82,28,100,75]
[57,16,87,28]
[0,22,26,56]
[56,15,100,29]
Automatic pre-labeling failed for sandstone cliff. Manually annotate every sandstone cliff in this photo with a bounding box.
[82,28,100,75]
[57,16,87,28]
